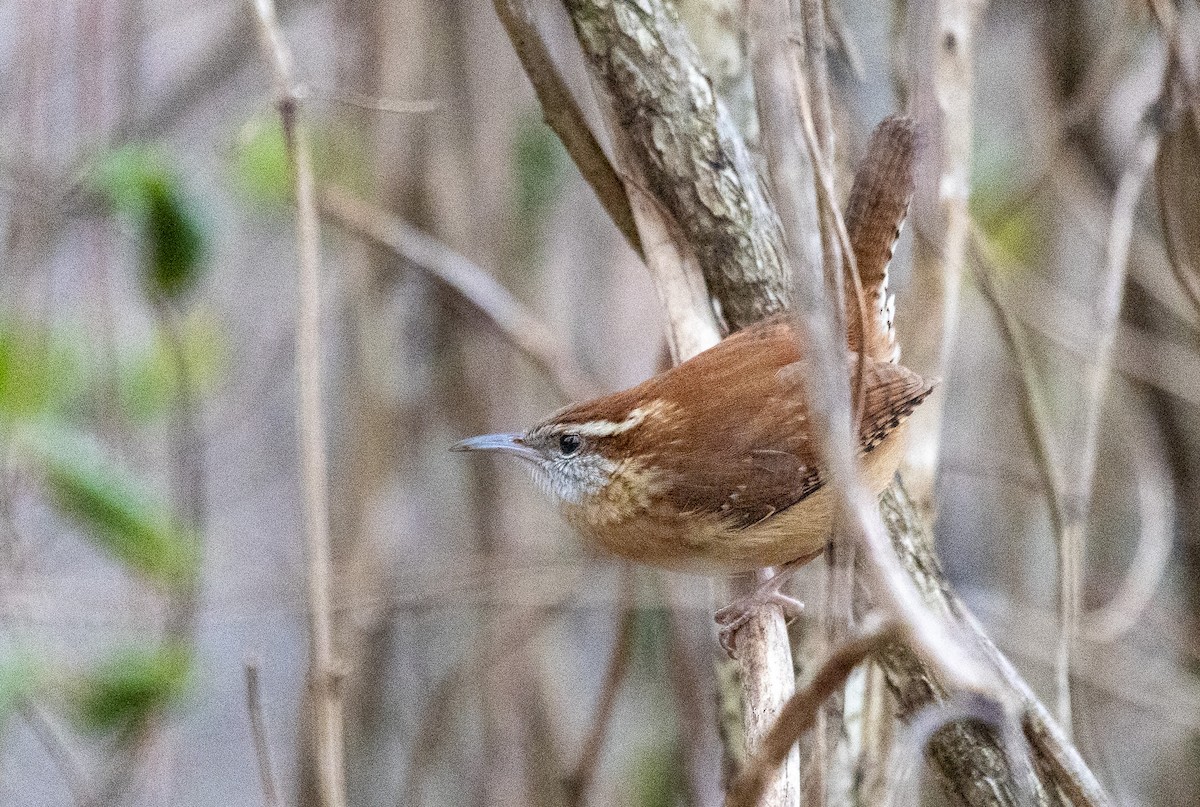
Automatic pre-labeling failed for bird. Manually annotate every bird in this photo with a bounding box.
[453,116,928,640]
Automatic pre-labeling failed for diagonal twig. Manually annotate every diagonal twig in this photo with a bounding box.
[492,0,643,258]
[244,660,285,807]
[319,186,598,401]
[726,616,901,807]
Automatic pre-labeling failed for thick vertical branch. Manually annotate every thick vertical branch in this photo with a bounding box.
[252,4,347,806]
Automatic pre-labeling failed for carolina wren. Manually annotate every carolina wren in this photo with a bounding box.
[453,116,927,576]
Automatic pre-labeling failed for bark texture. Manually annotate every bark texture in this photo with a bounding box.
[563,0,790,331]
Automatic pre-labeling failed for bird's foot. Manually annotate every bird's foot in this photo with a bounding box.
[713,551,821,657]
[715,589,805,656]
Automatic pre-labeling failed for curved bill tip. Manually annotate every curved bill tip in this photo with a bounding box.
[450,433,538,462]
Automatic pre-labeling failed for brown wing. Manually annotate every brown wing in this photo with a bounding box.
[620,319,933,528]
[844,115,916,365]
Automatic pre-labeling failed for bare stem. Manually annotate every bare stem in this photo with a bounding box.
[244,661,285,807]
[19,702,95,807]
[1055,113,1161,735]
[251,3,346,805]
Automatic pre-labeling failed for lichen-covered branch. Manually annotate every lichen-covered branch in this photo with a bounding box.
[562,0,790,331]
[878,481,1110,806]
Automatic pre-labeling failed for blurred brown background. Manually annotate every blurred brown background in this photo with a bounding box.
[1,0,1199,805]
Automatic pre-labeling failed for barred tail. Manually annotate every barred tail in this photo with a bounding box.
[844,115,917,364]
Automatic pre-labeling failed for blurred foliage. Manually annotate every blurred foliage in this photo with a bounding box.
[22,426,197,587]
[91,146,208,300]
[628,743,687,807]
[629,604,673,680]
[0,318,88,425]
[231,115,370,208]
[75,643,191,733]
[511,114,569,264]
[970,145,1044,268]
[117,308,226,421]
[0,650,43,725]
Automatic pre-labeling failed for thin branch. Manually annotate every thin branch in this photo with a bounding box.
[492,0,643,258]
[1080,429,1173,643]
[971,226,1175,650]
[565,567,638,806]
[154,299,208,644]
[617,174,722,361]
[822,0,864,80]
[19,701,95,807]
[319,186,598,401]
[754,0,985,697]
[968,224,1077,730]
[967,228,1071,545]
[317,87,444,115]
[251,4,347,807]
[878,481,1111,806]
[245,661,285,807]
[726,616,900,807]
[1059,114,1162,734]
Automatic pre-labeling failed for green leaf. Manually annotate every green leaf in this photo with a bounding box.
[970,140,1046,268]
[0,318,86,424]
[514,115,568,225]
[22,427,197,586]
[232,118,293,208]
[629,604,672,679]
[75,643,190,733]
[91,146,208,300]
[512,115,568,264]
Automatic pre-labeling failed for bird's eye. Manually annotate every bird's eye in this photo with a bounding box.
[558,433,582,457]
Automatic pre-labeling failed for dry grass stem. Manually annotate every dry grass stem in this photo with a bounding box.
[967,228,1070,539]
[1080,435,1173,642]
[319,186,598,401]
[1058,115,1162,732]
[244,661,284,807]
[251,3,347,805]
[972,227,1175,648]
[19,702,94,807]
[320,88,444,115]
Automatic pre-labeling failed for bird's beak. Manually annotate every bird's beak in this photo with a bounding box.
[450,433,540,463]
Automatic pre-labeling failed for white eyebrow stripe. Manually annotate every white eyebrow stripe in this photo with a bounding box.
[560,400,670,438]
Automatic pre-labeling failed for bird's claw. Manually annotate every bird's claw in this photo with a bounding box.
[714,590,805,657]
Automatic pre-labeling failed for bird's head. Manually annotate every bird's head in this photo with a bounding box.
[450,398,670,509]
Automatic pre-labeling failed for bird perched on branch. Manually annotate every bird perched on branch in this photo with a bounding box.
[454,116,930,632]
